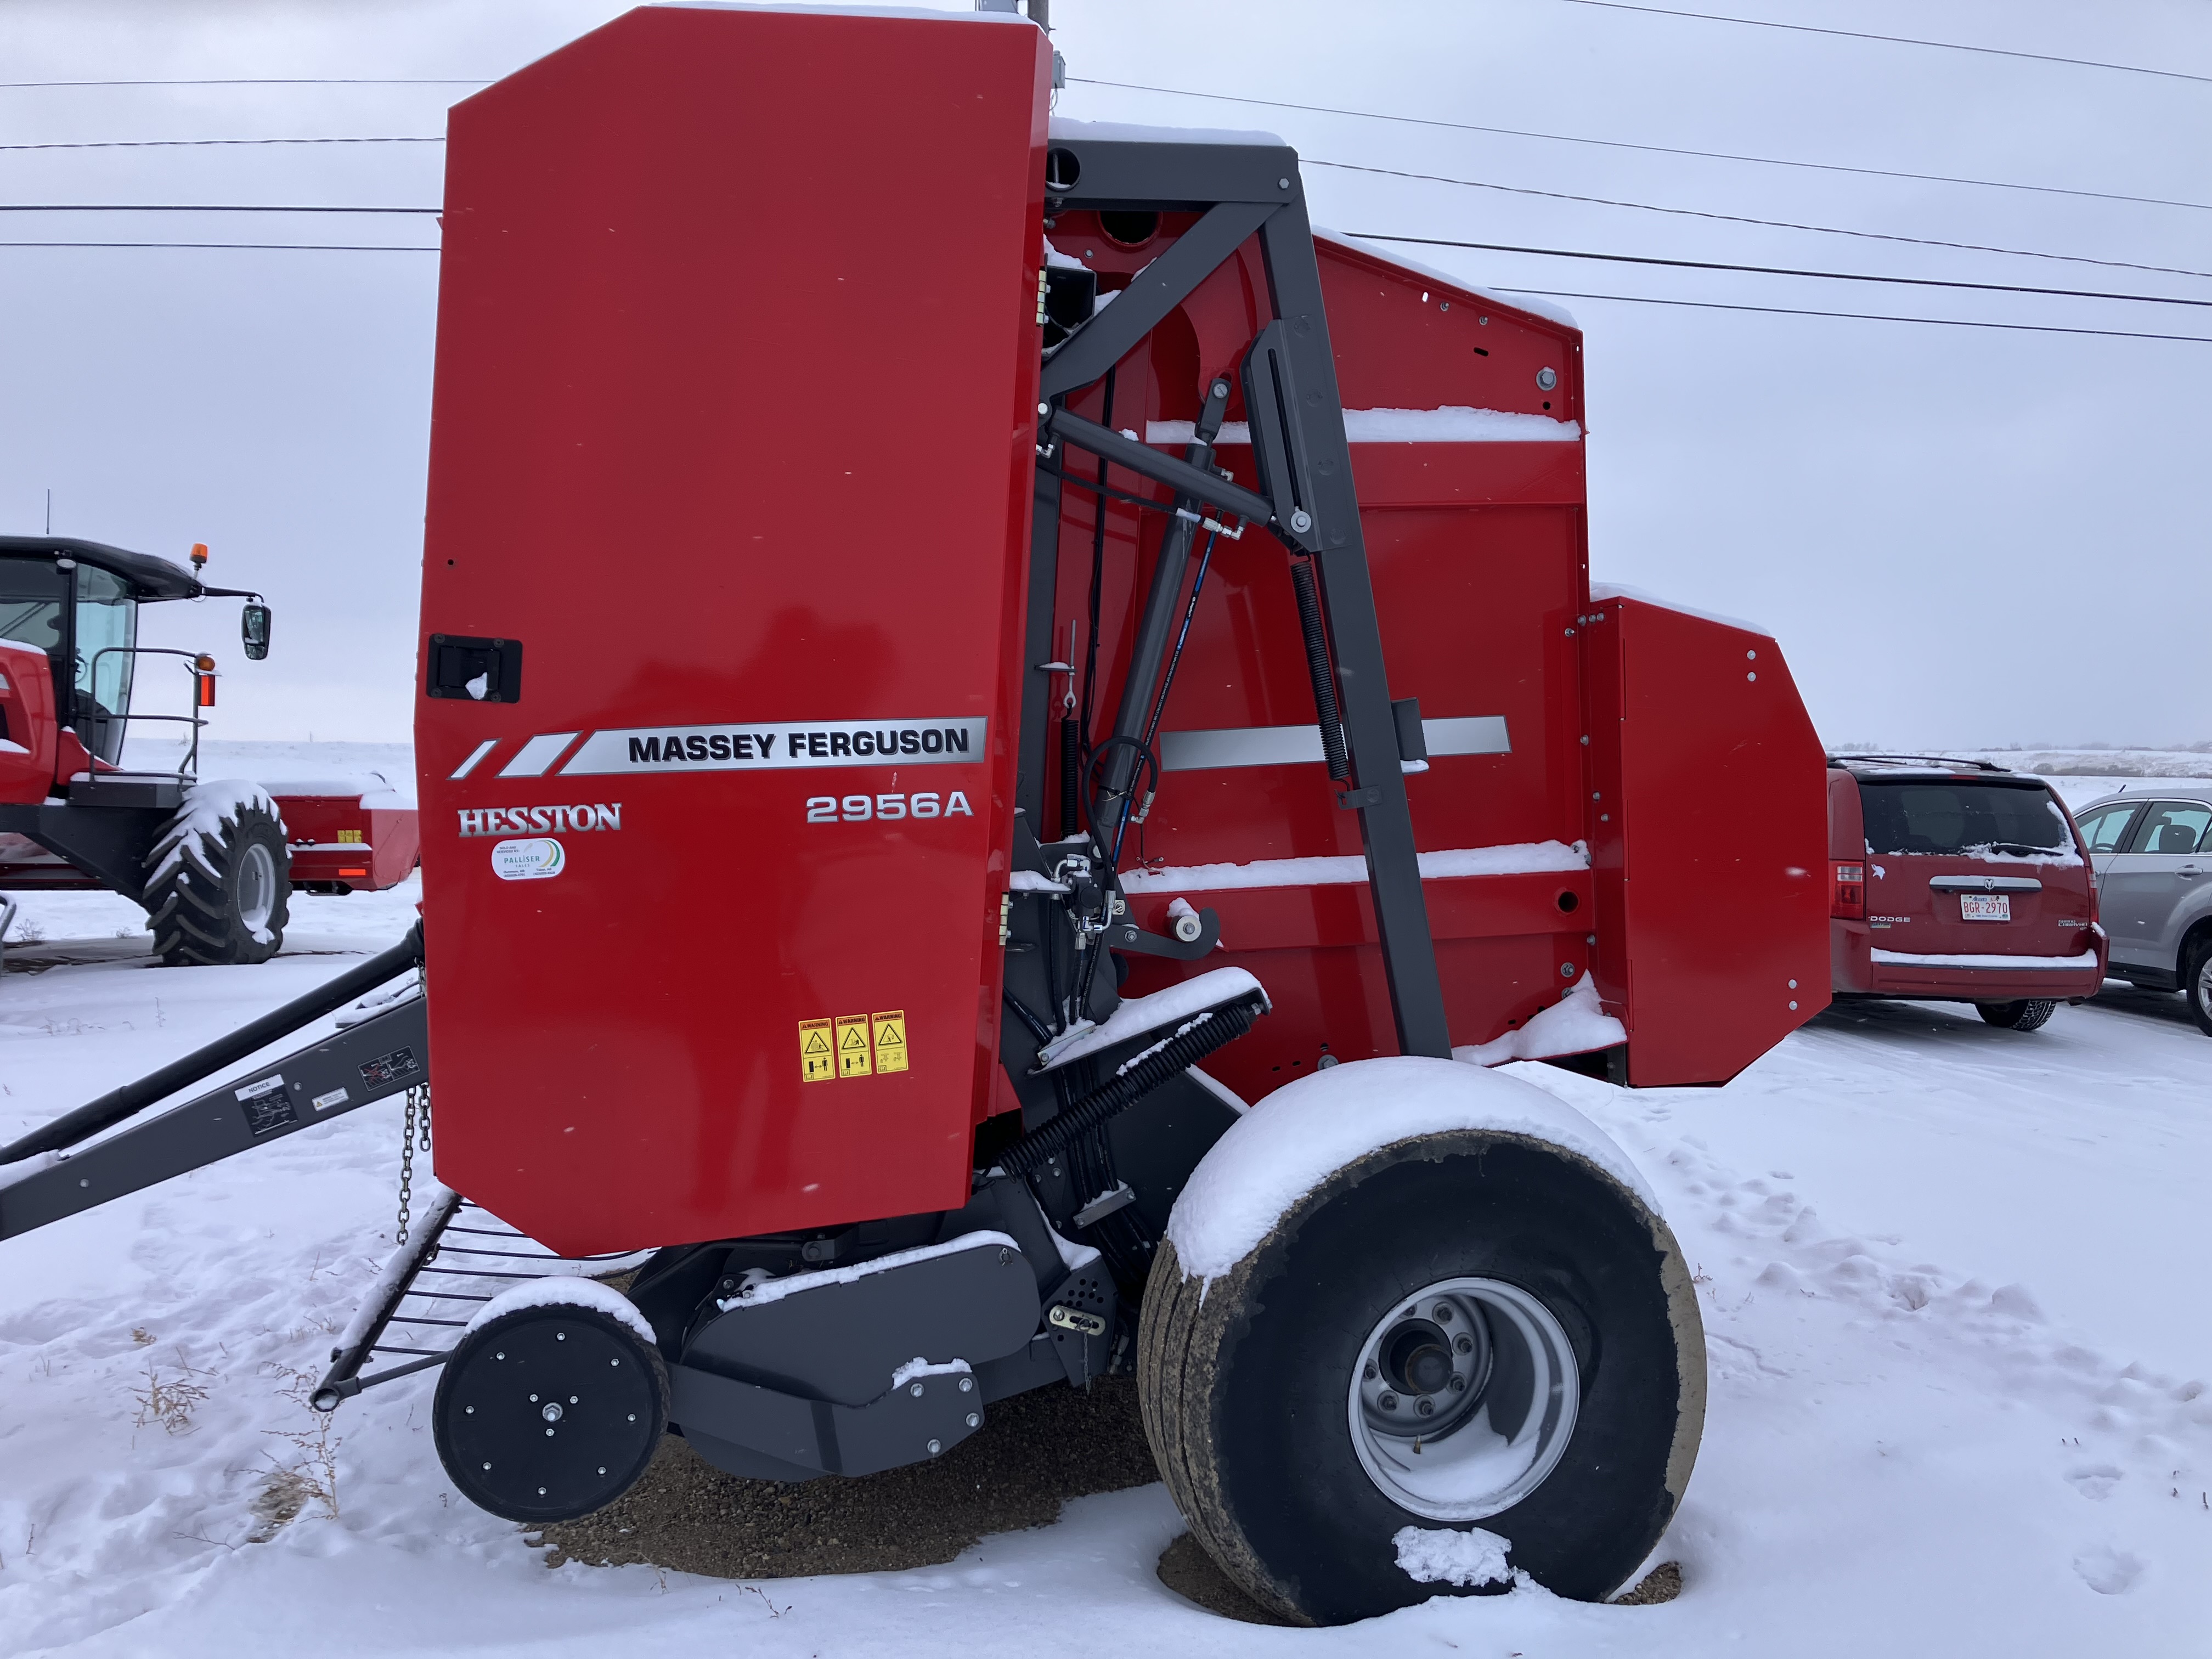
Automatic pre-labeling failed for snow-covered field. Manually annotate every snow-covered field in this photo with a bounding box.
[3,866,2208,1653]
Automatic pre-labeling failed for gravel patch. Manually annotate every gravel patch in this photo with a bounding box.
[1154,1532,1296,1624]
[545,1374,1160,1579]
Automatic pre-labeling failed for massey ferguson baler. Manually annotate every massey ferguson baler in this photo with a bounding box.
[0,4,1831,1625]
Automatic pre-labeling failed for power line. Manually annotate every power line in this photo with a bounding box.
[1346,233,2212,309]
[1306,159,2212,281]
[1496,287,2212,344]
[0,78,488,91]
[1068,77,2212,213]
[0,202,437,214]
[0,136,443,153]
[3,233,2203,342]
[1548,1,2212,88]
[0,239,436,251]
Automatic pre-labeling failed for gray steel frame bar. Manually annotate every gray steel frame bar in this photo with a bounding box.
[1030,136,1451,1058]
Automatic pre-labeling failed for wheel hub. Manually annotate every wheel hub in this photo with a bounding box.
[237,842,276,933]
[1346,1277,1579,1521]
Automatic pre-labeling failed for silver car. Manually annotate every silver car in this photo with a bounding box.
[2074,792,2212,1035]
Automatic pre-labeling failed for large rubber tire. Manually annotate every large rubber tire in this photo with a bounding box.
[2186,939,2212,1039]
[1976,998,2056,1031]
[143,797,290,966]
[1139,1131,1703,1626]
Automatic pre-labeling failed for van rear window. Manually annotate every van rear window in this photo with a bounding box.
[1858,781,2071,856]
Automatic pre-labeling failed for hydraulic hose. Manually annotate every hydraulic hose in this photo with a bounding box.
[1060,713,1083,838]
[0,922,425,1166]
[1001,997,1262,1176]
[1289,556,1350,781]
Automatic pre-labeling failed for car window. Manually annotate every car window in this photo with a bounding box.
[2126,802,2210,856]
[1857,780,2072,855]
[2075,803,2142,854]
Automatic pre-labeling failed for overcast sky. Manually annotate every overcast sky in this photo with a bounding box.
[0,0,2205,750]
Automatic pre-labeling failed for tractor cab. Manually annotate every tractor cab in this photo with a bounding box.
[0,536,269,783]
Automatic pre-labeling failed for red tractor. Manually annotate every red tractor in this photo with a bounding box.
[0,537,418,970]
[0,6,1830,1625]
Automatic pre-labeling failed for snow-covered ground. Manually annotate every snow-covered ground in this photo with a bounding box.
[4,875,2209,1654]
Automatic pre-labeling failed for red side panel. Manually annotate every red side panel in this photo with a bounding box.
[414,8,1051,1253]
[277,795,421,890]
[1584,597,1829,1085]
[0,641,58,806]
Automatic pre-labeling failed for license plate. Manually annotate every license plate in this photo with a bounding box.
[1960,894,2011,922]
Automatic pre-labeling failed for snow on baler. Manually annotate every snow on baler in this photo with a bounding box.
[0,4,1832,1626]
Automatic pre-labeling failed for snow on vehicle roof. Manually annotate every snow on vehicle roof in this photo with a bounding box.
[1587,579,1772,638]
[1313,229,1581,330]
[1048,115,1286,148]
[1165,1055,1655,1283]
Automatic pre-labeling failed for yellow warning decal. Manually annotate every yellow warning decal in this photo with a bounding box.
[799,1019,836,1084]
[871,1011,909,1074]
[835,1015,874,1079]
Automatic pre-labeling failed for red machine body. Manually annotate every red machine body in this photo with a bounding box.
[417,8,1050,1254]
[279,790,421,892]
[415,6,1826,1255]
[0,640,60,810]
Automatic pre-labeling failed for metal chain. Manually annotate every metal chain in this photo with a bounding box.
[396,1086,417,1246]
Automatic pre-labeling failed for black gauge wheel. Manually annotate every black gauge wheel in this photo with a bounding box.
[432,1301,668,1523]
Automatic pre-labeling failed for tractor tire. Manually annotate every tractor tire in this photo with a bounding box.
[143,793,291,967]
[1139,1128,1703,1626]
[1976,998,2056,1031]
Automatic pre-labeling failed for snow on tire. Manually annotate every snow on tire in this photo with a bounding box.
[142,781,291,966]
[1138,1058,1704,1625]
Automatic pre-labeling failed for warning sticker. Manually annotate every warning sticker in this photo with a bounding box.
[871,1011,909,1074]
[799,1019,836,1084]
[359,1046,421,1087]
[836,1015,874,1079]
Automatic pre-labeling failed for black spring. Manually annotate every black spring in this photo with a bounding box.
[1002,1000,1262,1177]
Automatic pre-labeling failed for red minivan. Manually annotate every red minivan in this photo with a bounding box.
[1827,756,2106,1029]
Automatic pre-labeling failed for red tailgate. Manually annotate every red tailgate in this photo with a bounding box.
[414,7,1050,1255]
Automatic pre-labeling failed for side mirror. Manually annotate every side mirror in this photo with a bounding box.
[241,603,272,661]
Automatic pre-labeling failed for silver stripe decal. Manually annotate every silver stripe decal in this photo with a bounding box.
[448,738,499,781]
[1158,716,1509,772]
[1421,716,1513,758]
[497,732,580,778]
[560,717,987,776]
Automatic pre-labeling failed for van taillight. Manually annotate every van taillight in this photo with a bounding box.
[1832,862,1865,919]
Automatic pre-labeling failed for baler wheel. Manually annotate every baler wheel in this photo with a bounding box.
[432,1301,669,1524]
[142,797,291,967]
[1138,1130,1704,1624]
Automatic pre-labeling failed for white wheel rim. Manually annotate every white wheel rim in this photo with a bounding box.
[237,842,276,933]
[1346,1276,1579,1522]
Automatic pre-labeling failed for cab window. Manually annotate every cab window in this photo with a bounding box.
[0,556,67,663]
[72,565,138,768]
